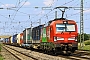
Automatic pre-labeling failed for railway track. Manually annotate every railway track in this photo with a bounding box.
[57,50,90,60]
[3,45,90,60]
[3,46,37,60]
[4,45,68,60]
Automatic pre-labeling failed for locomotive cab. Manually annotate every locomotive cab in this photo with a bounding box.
[45,18,78,54]
[51,18,78,54]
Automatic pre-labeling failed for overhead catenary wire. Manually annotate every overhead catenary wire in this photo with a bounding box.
[12,0,28,20]
[0,0,81,22]
[61,0,75,6]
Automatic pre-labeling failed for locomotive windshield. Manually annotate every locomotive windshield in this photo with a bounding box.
[56,24,65,31]
[56,24,75,32]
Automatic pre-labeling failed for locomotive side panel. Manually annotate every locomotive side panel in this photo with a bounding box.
[41,27,47,42]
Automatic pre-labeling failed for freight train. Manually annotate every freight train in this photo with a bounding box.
[3,18,78,55]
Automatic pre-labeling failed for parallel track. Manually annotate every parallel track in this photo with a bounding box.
[57,50,90,60]
[3,46,38,60]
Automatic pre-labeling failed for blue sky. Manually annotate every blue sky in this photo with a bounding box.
[0,0,90,35]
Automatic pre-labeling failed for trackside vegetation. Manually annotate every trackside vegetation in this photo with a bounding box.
[83,40,90,51]
[78,40,90,51]
[78,33,90,51]
[0,43,3,60]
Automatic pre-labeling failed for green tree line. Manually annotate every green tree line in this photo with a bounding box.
[78,33,90,42]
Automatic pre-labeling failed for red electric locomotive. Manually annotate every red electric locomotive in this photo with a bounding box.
[40,18,78,54]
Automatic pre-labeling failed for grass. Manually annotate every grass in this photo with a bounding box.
[0,55,3,60]
[78,40,90,51]
[82,45,90,51]
[84,40,90,45]
[0,43,4,60]
[0,43,2,52]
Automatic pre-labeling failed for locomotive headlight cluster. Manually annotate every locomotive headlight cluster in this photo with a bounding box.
[54,37,64,41]
[68,37,77,41]
[68,37,75,40]
[57,37,64,40]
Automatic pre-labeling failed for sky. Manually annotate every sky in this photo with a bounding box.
[0,0,90,35]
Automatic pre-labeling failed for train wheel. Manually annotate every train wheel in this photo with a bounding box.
[66,51,72,55]
[52,50,57,56]
[44,49,48,54]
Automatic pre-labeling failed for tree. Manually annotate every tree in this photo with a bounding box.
[78,33,89,42]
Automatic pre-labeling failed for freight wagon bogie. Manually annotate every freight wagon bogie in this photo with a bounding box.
[29,43,40,49]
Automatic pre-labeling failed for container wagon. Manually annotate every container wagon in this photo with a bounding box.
[16,33,23,46]
[8,36,13,45]
[12,34,18,46]
[31,25,44,49]
[22,28,32,48]
[3,38,9,44]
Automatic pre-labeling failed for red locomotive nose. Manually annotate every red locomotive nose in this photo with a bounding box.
[64,38,68,43]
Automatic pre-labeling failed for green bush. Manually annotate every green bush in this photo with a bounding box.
[84,40,90,45]
[0,44,1,51]
[82,45,90,51]
[0,55,3,60]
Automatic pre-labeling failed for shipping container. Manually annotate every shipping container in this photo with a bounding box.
[3,38,10,44]
[3,39,5,44]
[17,33,20,46]
[9,36,13,44]
[17,33,23,46]
[20,33,23,44]
[10,36,13,44]
[32,25,44,43]
[32,27,36,40]
[22,28,32,48]
[23,28,32,44]
[12,34,17,45]
[5,38,9,43]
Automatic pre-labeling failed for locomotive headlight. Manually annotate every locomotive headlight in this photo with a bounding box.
[54,37,57,41]
[75,37,78,41]
[75,39,77,41]
[63,21,68,24]
[64,21,66,23]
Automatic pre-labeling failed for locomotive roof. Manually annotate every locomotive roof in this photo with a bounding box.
[48,18,76,25]
[48,18,67,25]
